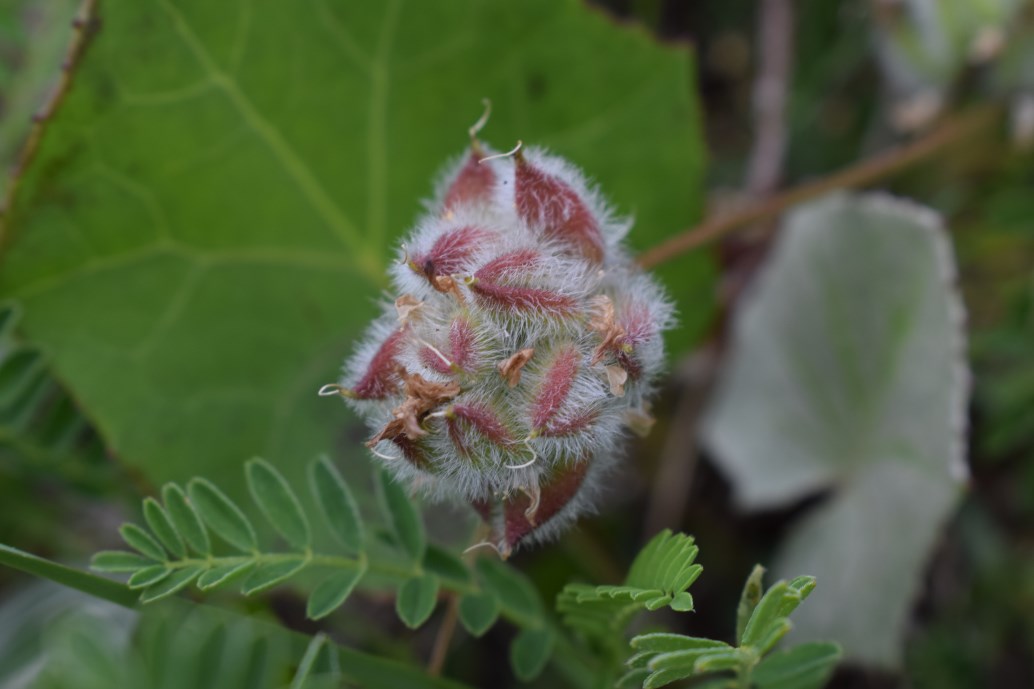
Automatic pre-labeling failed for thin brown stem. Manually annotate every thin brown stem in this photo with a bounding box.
[426,522,489,675]
[745,0,793,196]
[427,592,461,676]
[638,106,1000,270]
[0,0,99,239]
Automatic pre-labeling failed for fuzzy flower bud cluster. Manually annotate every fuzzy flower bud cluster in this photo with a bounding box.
[322,130,673,557]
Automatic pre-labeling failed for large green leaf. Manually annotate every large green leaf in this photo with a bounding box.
[0,0,709,494]
[702,193,968,668]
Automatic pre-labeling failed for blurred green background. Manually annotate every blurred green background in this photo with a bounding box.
[1,0,1033,687]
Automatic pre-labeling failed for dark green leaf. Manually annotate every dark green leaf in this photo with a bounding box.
[306,566,366,620]
[737,564,766,644]
[422,544,471,585]
[188,478,258,553]
[196,560,257,591]
[246,458,311,549]
[375,468,424,563]
[241,558,307,595]
[91,550,155,573]
[290,633,331,689]
[476,557,543,619]
[395,574,439,629]
[139,565,203,603]
[509,627,555,682]
[458,592,500,637]
[162,483,210,556]
[119,523,166,562]
[143,497,186,559]
[127,565,172,589]
[753,642,842,689]
[308,455,363,553]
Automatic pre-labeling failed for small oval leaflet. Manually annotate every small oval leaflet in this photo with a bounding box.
[246,458,311,550]
[143,497,186,559]
[119,523,165,562]
[458,591,500,637]
[376,467,425,563]
[140,566,203,603]
[395,574,439,629]
[308,455,364,553]
[307,565,366,621]
[188,478,258,553]
[161,482,211,556]
[509,626,555,681]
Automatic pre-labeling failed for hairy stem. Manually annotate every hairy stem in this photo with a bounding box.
[638,106,1000,269]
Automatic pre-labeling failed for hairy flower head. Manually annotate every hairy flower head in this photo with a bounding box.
[323,125,673,557]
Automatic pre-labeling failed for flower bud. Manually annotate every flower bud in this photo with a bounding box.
[327,138,673,556]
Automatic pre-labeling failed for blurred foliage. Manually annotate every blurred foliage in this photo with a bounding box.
[1,0,1034,688]
[0,301,130,571]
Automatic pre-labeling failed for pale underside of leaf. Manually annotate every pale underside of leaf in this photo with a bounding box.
[702,192,968,668]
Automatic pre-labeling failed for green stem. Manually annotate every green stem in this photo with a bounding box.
[0,543,138,607]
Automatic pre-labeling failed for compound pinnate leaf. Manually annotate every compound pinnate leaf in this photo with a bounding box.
[752,642,842,689]
[308,456,363,553]
[702,193,968,667]
[375,468,424,563]
[246,458,311,550]
[509,627,555,682]
[307,566,366,621]
[0,0,710,500]
[161,483,210,556]
[142,497,186,559]
[395,574,439,629]
[118,523,166,562]
[187,478,257,553]
[458,592,500,637]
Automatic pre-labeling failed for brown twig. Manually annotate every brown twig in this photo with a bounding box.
[0,0,99,237]
[638,105,1000,270]
[425,523,490,675]
[745,0,793,196]
[641,349,718,539]
[427,592,461,676]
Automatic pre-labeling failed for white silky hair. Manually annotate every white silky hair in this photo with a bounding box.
[334,142,674,552]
